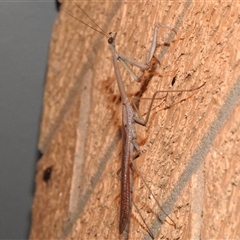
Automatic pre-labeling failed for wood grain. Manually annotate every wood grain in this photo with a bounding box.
[30,1,240,239]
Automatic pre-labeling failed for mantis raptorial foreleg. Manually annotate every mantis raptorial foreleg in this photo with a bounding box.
[111,23,176,83]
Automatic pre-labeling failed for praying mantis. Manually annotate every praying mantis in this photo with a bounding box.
[62,1,205,239]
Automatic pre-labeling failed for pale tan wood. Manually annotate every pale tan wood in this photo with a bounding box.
[30,1,240,239]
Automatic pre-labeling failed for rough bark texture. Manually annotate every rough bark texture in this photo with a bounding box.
[30,1,240,239]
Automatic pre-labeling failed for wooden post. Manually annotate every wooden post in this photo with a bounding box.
[30,1,240,239]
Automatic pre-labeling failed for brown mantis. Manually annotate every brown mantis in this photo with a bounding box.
[62,2,205,239]
[108,32,205,239]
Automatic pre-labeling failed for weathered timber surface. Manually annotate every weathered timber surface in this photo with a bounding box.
[30,1,240,239]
